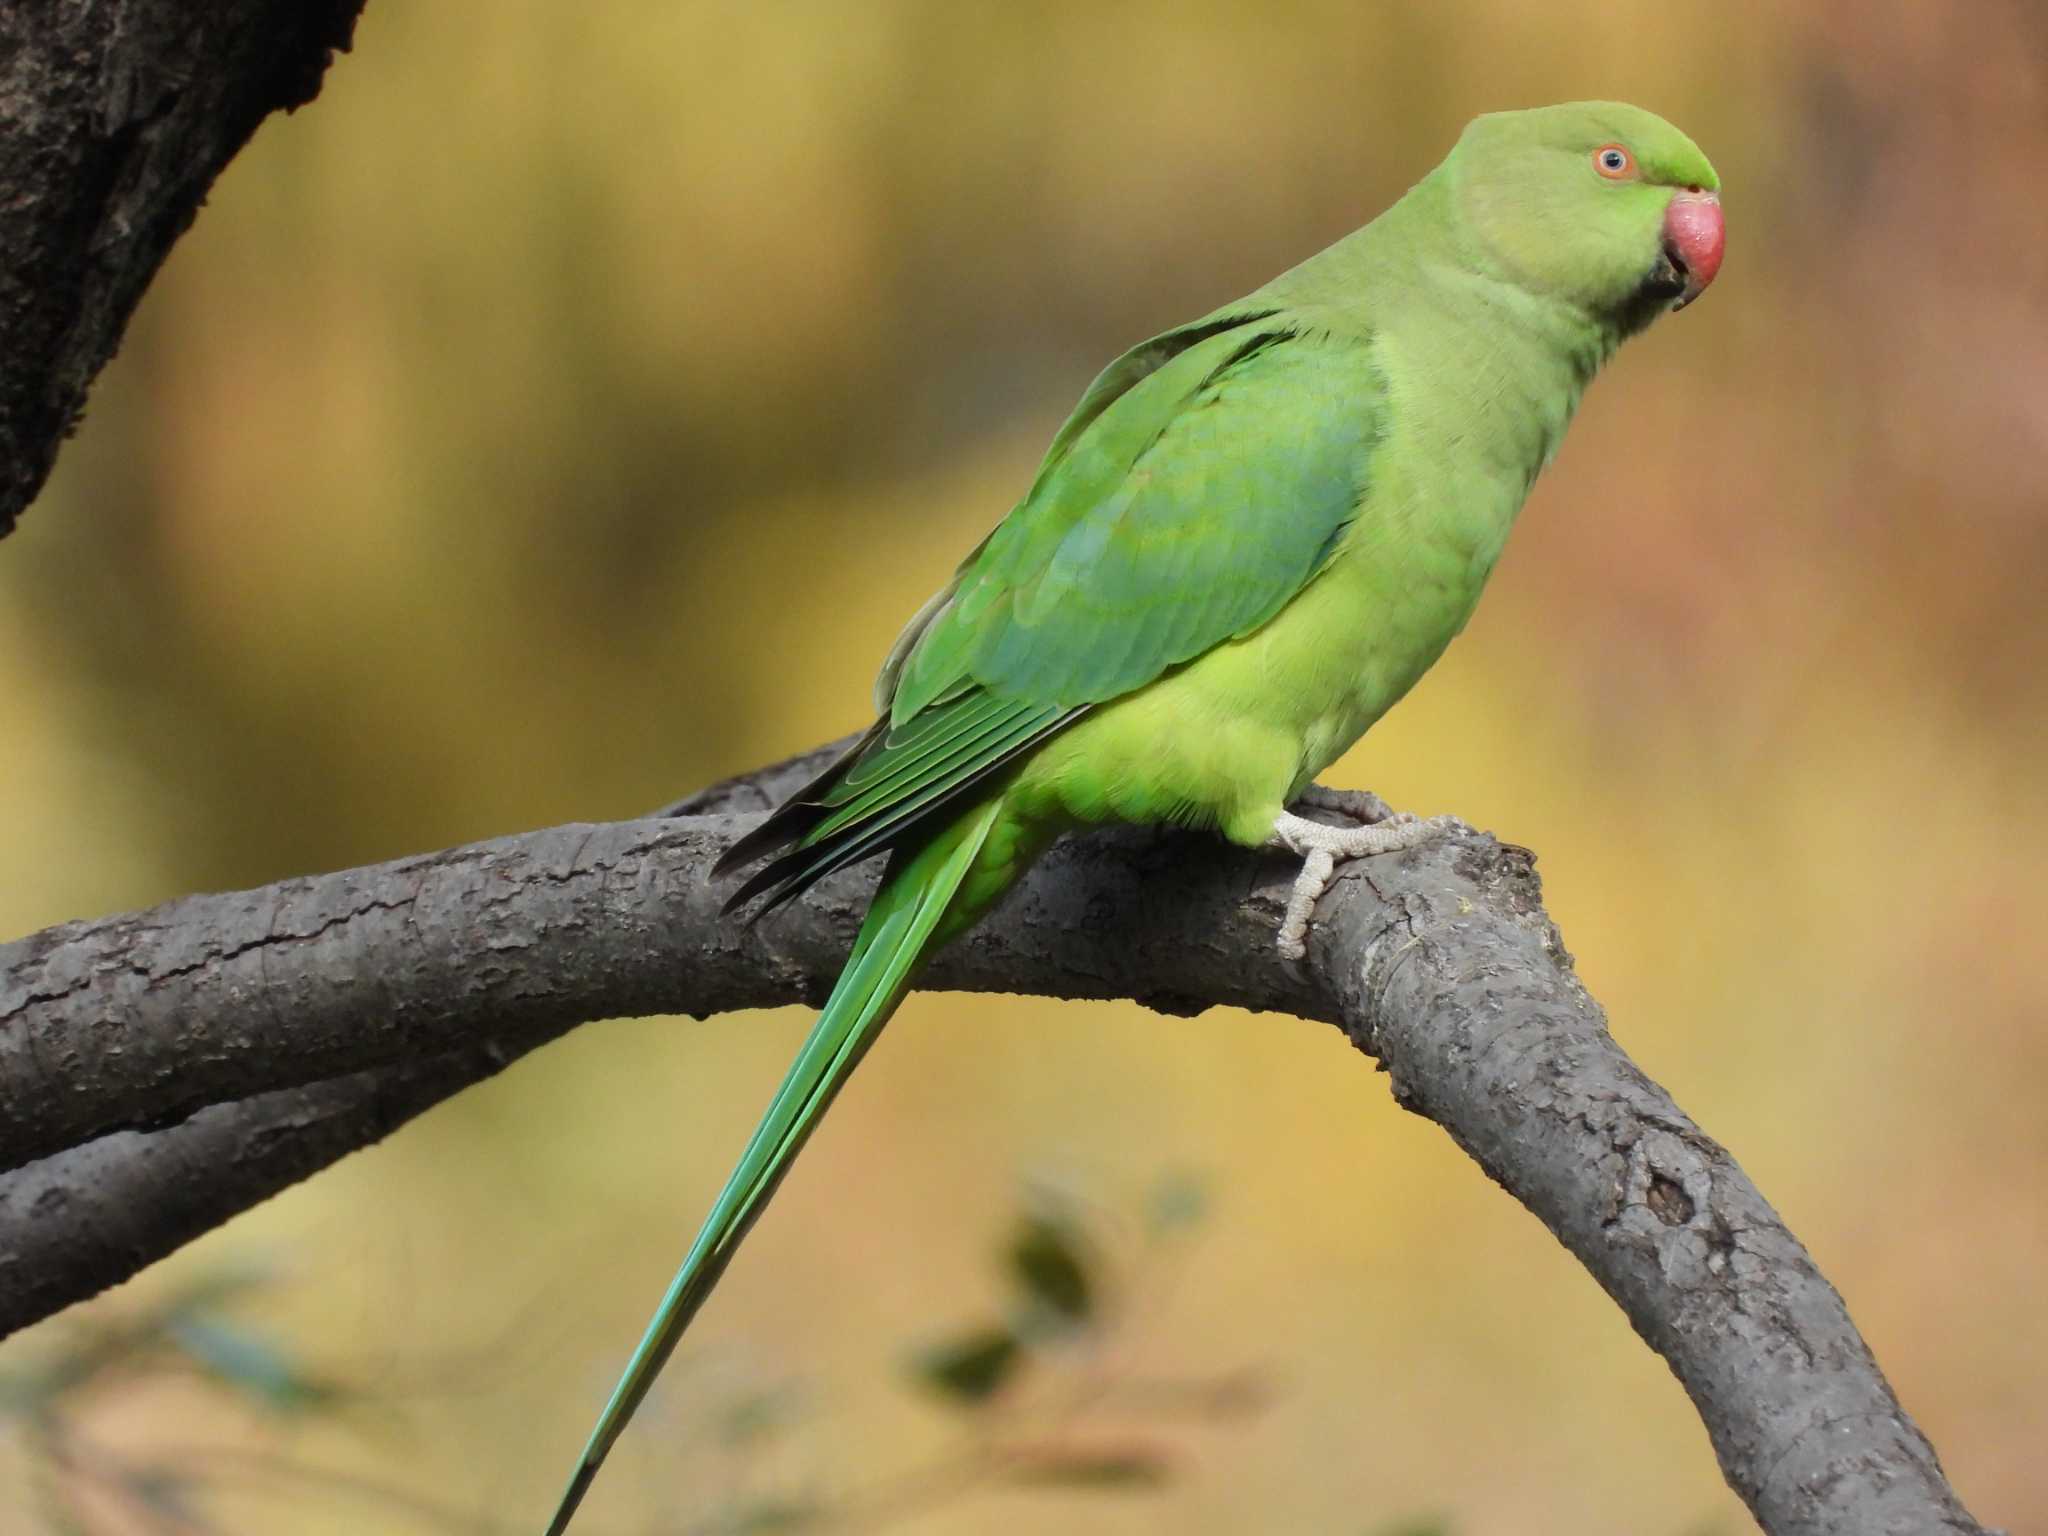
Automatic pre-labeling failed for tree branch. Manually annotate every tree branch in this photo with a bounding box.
[0,745,1993,1536]
[0,0,364,538]
[0,1042,517,1341]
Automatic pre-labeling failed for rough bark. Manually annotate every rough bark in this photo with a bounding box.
[0,745,1995,1536]
[0,0,364,538]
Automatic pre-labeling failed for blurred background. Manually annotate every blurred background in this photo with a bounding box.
[3,1,2044,1530]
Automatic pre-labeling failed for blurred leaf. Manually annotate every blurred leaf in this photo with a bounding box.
[719,1498,821,1533]
[1008,1212,1093,1327]
[1146,1169,1211,1234]
[10,1322,149,1405]
[165,1316,337,1414]
[1002,1440,1172,1489]
[152,1262,279,1323]
[909,1325,1023,1405]
[123,1465,208,1528]
[1367,1519,1453,1536]
[0,1357,56,1414]
[719,1382,806,1447]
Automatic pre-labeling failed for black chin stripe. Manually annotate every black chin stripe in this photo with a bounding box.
[1612,249,1685,334]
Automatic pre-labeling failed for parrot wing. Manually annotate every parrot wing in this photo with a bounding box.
[720,304,1386,908]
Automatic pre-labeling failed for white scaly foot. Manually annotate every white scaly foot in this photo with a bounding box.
[1289,784,1401,825]
[1267,798,1457,961]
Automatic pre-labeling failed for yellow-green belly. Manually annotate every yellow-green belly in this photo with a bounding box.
[1004,479,1514,848]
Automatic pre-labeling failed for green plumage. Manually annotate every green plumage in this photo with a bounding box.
[894,313,1372,714]
[545,101,1720,1533]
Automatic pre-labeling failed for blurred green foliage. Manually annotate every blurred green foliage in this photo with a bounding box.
[1,2,2044,1532]
[6,1180,1296,1534]
[2,1268,352,1531]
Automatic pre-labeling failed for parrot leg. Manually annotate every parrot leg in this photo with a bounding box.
[1267,803,1456,961]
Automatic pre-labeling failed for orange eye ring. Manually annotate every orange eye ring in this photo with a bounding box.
[1593,143,1635,180]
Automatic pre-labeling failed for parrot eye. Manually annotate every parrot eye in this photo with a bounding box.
[1594,144,1635,179]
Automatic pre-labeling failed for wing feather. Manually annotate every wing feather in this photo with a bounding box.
[722,306,1386,913]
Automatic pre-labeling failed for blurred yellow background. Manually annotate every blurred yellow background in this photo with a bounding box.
[3,1,2044,1531]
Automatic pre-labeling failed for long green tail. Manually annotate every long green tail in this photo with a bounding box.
[541,798,1006,1536]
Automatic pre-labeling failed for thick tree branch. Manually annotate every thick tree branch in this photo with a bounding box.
[0,0,364,538]
[0,1042,515,1340]
[0,746,1993,1536]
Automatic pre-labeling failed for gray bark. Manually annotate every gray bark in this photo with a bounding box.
[0,0,364,537]
[0,744,1995,1536]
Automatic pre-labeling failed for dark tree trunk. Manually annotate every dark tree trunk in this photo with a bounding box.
[0,0,363,538]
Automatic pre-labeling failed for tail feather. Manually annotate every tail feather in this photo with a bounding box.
[709,721,886,881]
[722,709,1070,920]
[542,797,1006,1536]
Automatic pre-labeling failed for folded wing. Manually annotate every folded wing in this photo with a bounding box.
[721,305,1386,911]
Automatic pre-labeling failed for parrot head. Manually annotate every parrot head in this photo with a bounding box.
[1447,101,1724,331]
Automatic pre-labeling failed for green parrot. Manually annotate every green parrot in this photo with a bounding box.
[544,99,1722,1533]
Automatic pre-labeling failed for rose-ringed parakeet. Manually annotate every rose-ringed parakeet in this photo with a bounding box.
[544,100,1722,1533]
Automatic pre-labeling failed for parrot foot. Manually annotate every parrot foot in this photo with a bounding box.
[1288,784,1401,825]
[1267,806,1456,962]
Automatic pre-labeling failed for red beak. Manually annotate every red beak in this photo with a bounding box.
[1662,190,1724,310]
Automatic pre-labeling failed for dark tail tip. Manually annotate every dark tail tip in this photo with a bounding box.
[542,1461,600,1536]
